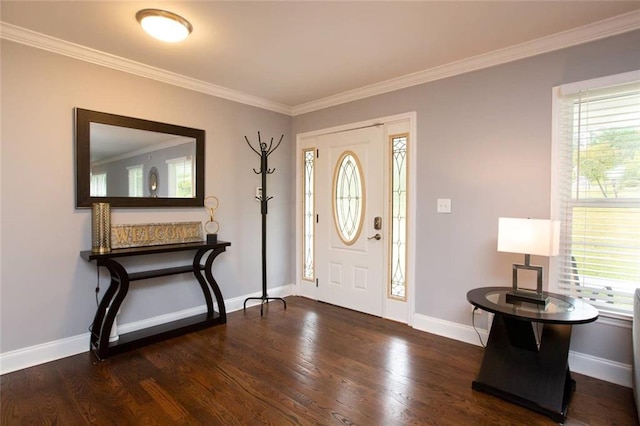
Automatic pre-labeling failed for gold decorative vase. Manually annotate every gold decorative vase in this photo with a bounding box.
[91,202,111,253]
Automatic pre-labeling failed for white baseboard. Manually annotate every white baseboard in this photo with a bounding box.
[412,313,633,388]
[225,284,293,313]
[569,351,633,388]
[0,334,90,376]
[0,284,294,375]
[413,312,489,348]
[2,287,631,389]
[118,283,294,335]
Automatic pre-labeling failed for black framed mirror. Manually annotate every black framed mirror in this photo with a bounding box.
[75,108,205,208]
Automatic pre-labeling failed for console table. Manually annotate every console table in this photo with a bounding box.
[81,241,230,360]
[467,287,598,423]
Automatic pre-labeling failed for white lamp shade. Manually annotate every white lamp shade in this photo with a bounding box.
[497,217,560,257]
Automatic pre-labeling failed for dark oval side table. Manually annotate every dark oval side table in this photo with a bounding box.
[467,287,599,423]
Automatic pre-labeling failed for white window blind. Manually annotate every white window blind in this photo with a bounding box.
[553,77,640,316]
[127,165,143,197]
[90,172,107,197]
[166,156,194,197]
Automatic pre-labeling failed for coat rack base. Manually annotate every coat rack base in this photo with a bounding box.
[243,296,287,316]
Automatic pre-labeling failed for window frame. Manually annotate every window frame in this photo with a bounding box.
[550,70,640,319]
[127,164,143,197]
[331,150,366,246]
[166,156,194,198]
[388,133,409,302]
[90,171,107,197]
[302,147,316,282]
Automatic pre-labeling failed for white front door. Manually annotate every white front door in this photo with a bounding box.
[315,126,385,316]
[296,113,414,324]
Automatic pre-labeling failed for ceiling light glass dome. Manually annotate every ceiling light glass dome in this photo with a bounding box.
[136,9,193,43]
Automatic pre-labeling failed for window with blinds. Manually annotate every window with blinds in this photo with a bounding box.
[127,165,143,197]
[90,171,107,197]
[166,156,194,197]
[552,73,640,316]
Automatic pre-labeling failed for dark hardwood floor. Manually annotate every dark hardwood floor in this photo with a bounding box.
[1,296,637,425]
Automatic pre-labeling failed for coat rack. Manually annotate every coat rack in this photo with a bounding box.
[243,131,287,316]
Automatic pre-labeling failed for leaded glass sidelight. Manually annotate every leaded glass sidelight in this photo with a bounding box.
[333,151,365,245]
[303,148,315,280]
[390,135,408,300]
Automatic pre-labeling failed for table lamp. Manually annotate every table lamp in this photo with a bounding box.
[497,217,560,307]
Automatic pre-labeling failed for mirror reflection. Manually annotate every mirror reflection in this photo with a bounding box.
[75,108,205,208]
[89,123,196,198]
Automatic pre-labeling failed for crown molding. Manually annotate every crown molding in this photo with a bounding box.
[2,10,639,118]
[0,22,293,116]
[291,10,640,116]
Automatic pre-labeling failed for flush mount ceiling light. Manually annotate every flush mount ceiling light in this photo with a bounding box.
[136,9,193,43]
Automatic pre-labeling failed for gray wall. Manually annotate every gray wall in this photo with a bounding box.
[0,40,292,352]
[292,30,640,365]
[1,29,638,368]
[94,142,196,198]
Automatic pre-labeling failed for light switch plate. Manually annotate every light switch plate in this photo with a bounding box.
[437,198,452,213]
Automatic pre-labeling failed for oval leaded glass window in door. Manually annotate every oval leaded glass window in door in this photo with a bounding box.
[333,151,365,245]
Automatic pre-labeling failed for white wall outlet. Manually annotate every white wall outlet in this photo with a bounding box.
[255,187,262,200]
[472,306,482,315]
[437,198,452,213]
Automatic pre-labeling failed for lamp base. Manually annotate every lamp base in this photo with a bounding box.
[506,290,549,307]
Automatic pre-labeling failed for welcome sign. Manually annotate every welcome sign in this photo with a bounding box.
[111,222,203,249]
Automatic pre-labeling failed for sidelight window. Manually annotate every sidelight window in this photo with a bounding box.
[390,134,408,300]
[303,148,315,280]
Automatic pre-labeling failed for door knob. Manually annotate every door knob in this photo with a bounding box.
[368,233,381,240]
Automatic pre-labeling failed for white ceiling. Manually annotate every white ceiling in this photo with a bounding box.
[2,1,639,114]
